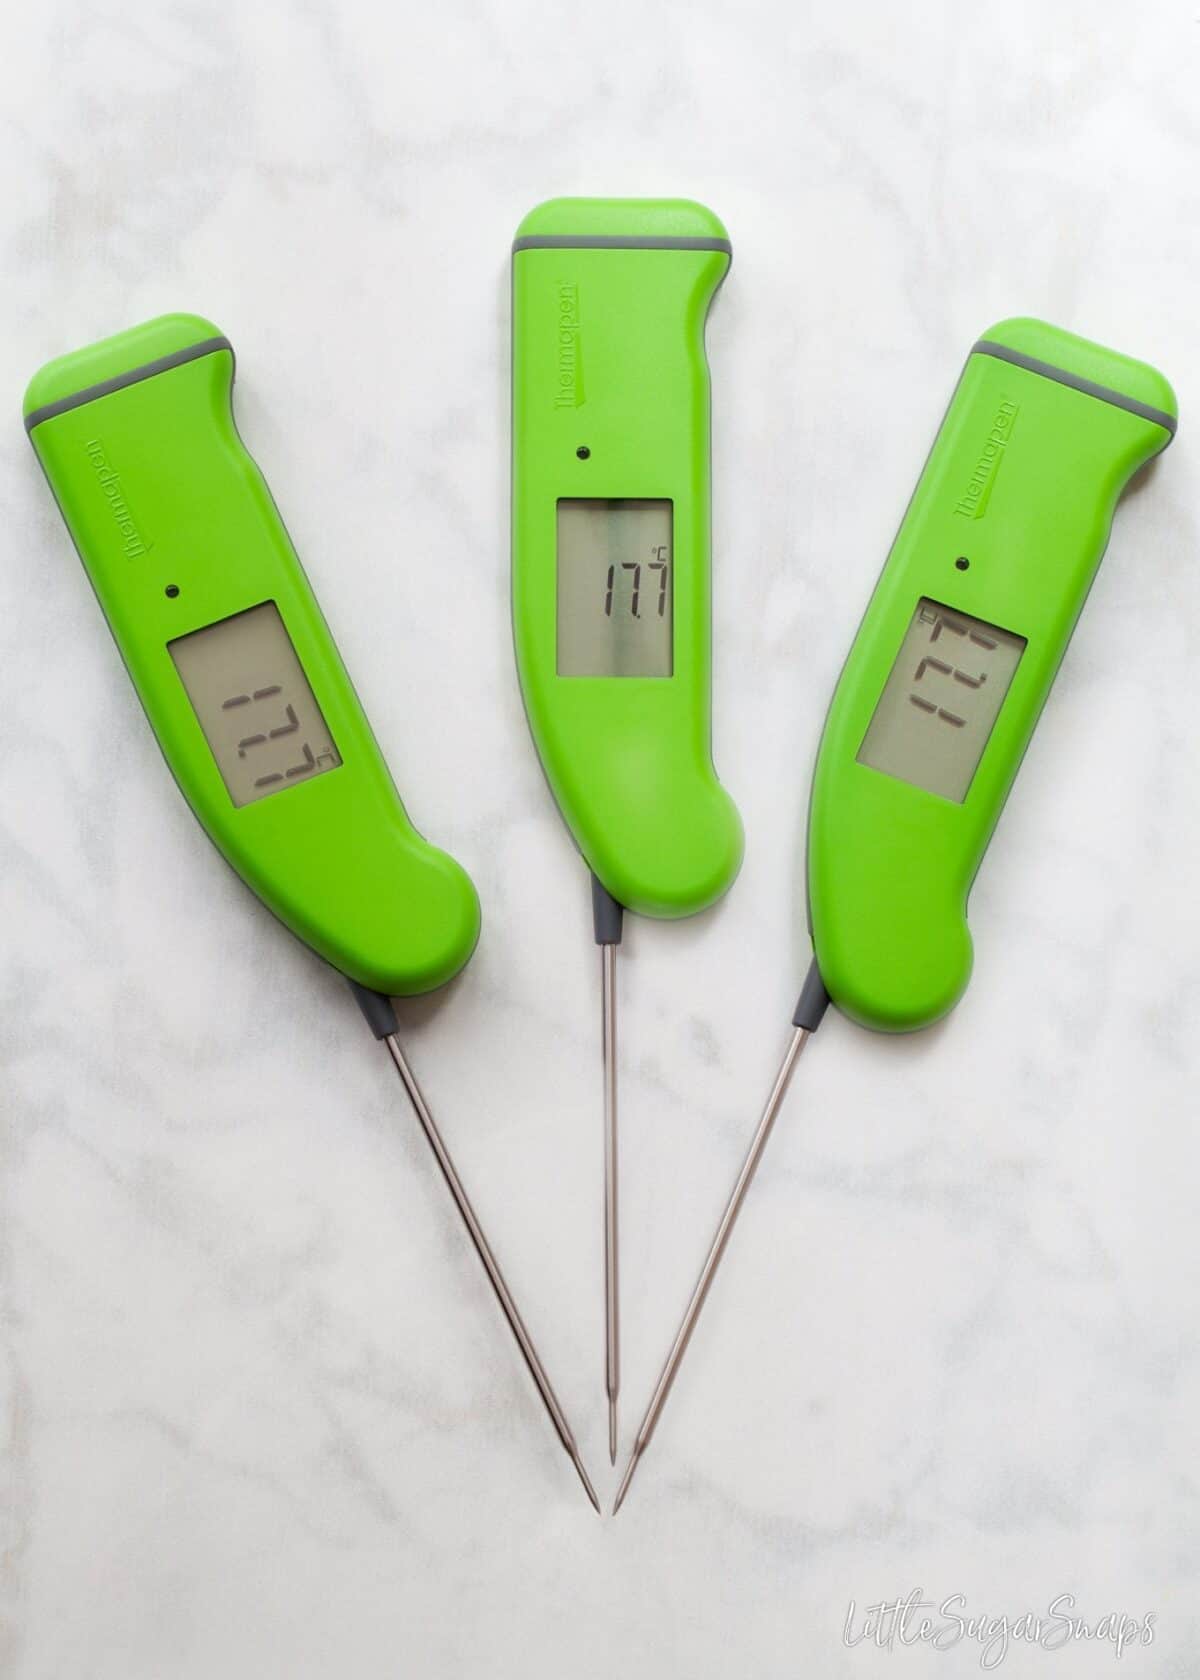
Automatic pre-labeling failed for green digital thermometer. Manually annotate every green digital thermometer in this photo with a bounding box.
[25,314,600,1510]
[614,318,1177,1512]
[25,312,478,995]
[512,197,744,1462]
[809,317,1177,1032]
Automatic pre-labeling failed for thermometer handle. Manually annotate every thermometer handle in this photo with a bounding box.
[26,315,479,995]
[512,199,743,918]
[807,318,1176,1031]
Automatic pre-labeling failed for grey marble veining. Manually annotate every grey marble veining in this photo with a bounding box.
[1,1,1198,1675]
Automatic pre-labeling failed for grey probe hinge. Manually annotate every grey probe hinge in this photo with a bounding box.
[792,961,831,1032]
[591,874,624,946]
[348,978,399,1039]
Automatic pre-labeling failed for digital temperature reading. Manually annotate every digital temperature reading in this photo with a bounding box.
[556,498,673,676]
[170,601,341,806]
[857,598,1026,802]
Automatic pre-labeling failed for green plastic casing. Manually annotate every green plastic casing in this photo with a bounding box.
[25,314,480,996]
[807,318,1176,1032]
[511,199,743,917]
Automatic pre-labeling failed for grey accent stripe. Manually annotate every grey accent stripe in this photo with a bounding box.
[513,234,731,253]
[972,339,1176,435]
[25,336,234,432]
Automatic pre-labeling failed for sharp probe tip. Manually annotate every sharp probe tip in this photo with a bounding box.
[611,1445,641,1516]
[608,1397,618,1465]
[572,1449,602,1514]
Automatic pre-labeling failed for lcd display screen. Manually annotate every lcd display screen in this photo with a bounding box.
[556,499,673,676]
[169,601,342,806]
[857,598,1025,802]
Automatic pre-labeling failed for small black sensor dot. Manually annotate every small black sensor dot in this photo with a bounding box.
[576,445,591,459]
[954,557,970,571]
[165,584,180,598]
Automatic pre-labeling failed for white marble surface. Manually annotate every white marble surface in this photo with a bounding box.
[2,3,1199,1675]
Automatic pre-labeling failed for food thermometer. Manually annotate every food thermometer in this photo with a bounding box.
[511,199,744,1460]
[25,314,599,1510]
[614,317,1177,1510]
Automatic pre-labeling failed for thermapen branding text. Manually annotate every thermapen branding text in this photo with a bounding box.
[85,438,151,557]
[553,283,585,408]
[954,399,1019,520]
